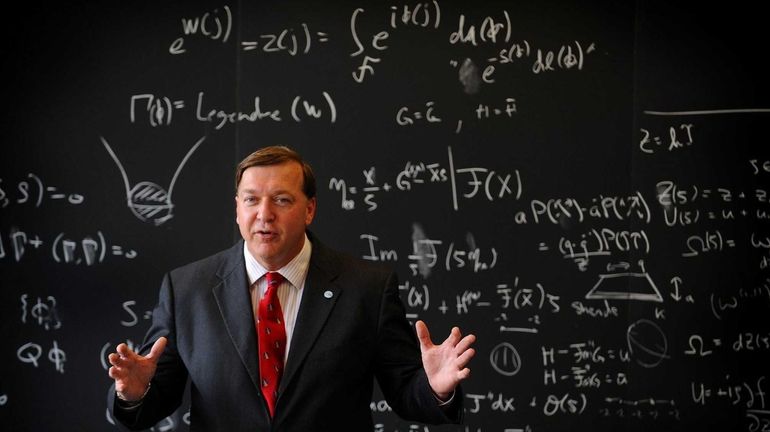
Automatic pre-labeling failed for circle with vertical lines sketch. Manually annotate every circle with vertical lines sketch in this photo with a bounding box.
[490,342,521,376]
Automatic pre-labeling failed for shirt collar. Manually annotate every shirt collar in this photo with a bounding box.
[243,233,312,289]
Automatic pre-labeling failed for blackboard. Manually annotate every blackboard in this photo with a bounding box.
[2,1,769,431]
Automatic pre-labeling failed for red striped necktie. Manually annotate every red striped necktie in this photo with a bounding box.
[258,271,286,418]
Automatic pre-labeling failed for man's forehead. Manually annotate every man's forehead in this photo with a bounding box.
[238,163,303,192]
[243,161,302,176]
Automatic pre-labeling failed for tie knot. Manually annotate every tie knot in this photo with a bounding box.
[266,271,284,288]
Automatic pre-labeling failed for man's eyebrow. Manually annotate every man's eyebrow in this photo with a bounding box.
[238,188,294,195]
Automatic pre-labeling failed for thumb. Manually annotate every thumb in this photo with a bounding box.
[415,320,433,350]
[146,336,167,362]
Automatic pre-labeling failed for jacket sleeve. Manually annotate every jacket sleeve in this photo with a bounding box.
[373,271,464,425]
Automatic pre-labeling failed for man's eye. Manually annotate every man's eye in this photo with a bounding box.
[243,196,256,204]
[275,197,291,205]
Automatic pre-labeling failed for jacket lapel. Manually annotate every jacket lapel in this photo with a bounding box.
[212,241,260,391]
[279,239,342,394]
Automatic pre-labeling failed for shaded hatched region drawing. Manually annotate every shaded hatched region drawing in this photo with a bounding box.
[100,136,205,226]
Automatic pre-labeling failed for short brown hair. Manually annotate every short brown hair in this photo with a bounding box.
[235,146,316,199]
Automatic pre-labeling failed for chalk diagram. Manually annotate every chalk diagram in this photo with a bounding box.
[489,342,522,376]
[626,319,669,368]
[585,260,664,302]
[100,135,205,226]
[585,261,669,367]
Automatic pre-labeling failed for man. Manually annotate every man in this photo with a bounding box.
[107,146,476,431]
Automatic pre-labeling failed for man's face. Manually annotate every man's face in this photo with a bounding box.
[235,161,316,270]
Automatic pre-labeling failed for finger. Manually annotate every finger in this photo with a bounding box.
[147,336,167,361]
[115,343,135,358]
[456,367,471,381]
[109,351,138,368]
[442,326,462,346]
[108,352,120,366]
[453,333,476,354]
[108,366,121,380]
[415,320,433,350]
[455,347,476,368]
[108,365,131,382]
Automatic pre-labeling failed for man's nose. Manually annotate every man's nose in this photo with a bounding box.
[257,201,275,222]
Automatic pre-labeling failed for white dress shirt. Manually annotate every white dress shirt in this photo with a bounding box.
[244,233,311,364]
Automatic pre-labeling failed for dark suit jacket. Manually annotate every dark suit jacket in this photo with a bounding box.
[109,233,462,431]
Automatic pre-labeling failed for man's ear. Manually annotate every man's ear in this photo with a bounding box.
[305,197,317,225]
[234,195,239,225]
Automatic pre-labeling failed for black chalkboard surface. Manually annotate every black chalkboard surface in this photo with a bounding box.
[2,1,769,431]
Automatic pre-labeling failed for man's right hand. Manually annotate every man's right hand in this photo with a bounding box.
[108,337,167,402]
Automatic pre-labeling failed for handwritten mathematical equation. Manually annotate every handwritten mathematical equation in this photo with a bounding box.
[167,5,329,57]
[329,146,521,212]
[692,375,770,431]
[691,375,766,410]
[0,227,137,265]
[682,230,735,257]
[20,294,61,331]
[685,332,770,357]
[541,342,630,389]
[129,91,336,129]
[360,233,498,276]
[168,6,232,54]
[400,275,560,337]
[397,98,517,134]
[657,179,769,206]
[240,23,328,56]
[542,341,631,366]
[465,391,517,413]
[451,11,596,80]
[709,281,770,320]
[400,181,770,227]
[494,279,560,335]
[453,280,558,319]
[681,229,736,257]
[164,3,595,88]
[553,228,651,267]
[17,340,66,374]
[754,235,770,271]
[350,3,441,83]
[545,235,657,275]
[16,295,66,373]
[0,173,84,209]
[513,192,651,225]
[657,181,770,227]
[542,392,588,416]
[118,300,153,327]
[478,37,595,78]
[639,124,695,154]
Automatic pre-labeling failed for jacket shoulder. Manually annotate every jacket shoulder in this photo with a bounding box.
[313,240,396,286]
[167,241,242,286]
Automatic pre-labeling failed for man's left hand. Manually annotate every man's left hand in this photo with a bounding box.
[415,320,476,400]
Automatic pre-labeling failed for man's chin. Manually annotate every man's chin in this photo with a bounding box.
[249,246,282,267]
